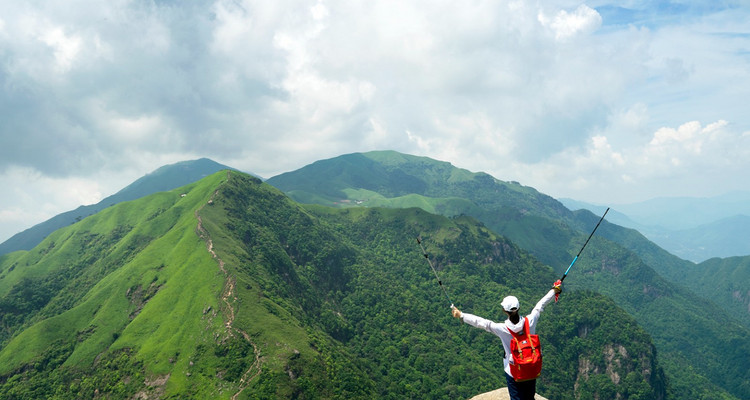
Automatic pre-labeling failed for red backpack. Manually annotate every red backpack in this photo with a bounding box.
[508,317,543,381]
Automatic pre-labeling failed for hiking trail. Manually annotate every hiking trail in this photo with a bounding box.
[195,171,262,399]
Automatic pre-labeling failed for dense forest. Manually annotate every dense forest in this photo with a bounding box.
[0,150,747,399]
[267,150,750,399]
[0,171,672,399]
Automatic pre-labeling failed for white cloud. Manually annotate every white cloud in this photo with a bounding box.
[310,1,329,21]
[648,120,727,158]
[0,0,748,240]
[39,26,82,72]
[0,167,106,241]
[503,119,749,204]
[539,4,602,41]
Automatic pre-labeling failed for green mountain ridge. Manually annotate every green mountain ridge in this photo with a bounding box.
[0,172,232,397]
[1,150,747,399]
[560,204,750,328]
[0,158,237,256]
[0,170,668,399]
[266,150,750,400]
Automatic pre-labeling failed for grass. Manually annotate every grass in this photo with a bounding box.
[0,172,234,397]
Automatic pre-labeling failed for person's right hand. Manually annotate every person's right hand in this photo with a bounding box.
[451,305,462,319]
[553,279,563,294]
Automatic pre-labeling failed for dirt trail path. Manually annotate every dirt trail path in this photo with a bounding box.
[195,171,262,400]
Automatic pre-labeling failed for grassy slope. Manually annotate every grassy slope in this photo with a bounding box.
[195,174,332,399]
[0,172,238,397]
[0,171,348,399]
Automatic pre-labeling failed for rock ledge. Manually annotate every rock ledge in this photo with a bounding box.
[469,387,548,400]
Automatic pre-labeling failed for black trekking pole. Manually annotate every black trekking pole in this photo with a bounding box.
[417,236,454,307]
[556,207,610,296]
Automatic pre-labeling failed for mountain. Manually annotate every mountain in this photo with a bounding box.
[558,199,642,230]
[560,198,750,262]
[662,255,750,328]
[0,171,667,399]
[266,150,750,400]
[609,191,750,231]
[0,158,236,256]
[561,198,750,327]
[648,215,750,262]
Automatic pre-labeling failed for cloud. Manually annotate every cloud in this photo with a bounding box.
[539,4,602,41]
[39,27,83,72]
[0,1,646,177]
[504,118,750,203]
[0,166,106,241]
[0,0,748,241]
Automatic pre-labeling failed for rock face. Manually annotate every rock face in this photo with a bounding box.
[469,387,548,400]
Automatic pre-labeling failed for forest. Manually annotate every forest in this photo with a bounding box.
[0,165,746,399]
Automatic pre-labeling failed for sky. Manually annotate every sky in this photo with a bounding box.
[1,0,749,243]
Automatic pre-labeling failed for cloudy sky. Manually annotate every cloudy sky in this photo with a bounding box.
[1,0,749,242]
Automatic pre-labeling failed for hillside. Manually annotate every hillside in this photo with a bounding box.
[560,204,750,328]
[0,171,240,398]
[0,171,667,399]
[678,256,750,327]
[0,158,235,256]
[266,150,750,399]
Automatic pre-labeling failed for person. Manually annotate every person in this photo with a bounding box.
[451,282,562,400]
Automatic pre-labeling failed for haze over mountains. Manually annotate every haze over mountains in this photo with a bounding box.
[560,195,750,262]
[0,151,747,399]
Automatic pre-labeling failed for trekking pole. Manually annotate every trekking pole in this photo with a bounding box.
[417,236,454,307]
[555,207,609,300]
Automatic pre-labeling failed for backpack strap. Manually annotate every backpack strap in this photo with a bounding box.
[524,318,538,355]
[509,318,538,357]
[523,317,531,341]
[524,318,537,350]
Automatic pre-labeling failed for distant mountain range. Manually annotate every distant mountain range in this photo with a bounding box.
[0,151,747,399]
[5,157,745,265]
[559,197,750,262]
[0,170,667,399]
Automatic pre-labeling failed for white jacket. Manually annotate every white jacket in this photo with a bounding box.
[460,289,557,377]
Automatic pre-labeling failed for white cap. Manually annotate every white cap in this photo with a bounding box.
[501,296,520,312]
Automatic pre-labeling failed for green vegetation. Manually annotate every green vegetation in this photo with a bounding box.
[1,171,670,399]
[1,152,746,398]
[0,173,234,398]
[658,256,750,327]
[305,205,666,399]
[200,172,667,398]
[0,158,233,256]
[541,291,667,400]
[266,150,750,399]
